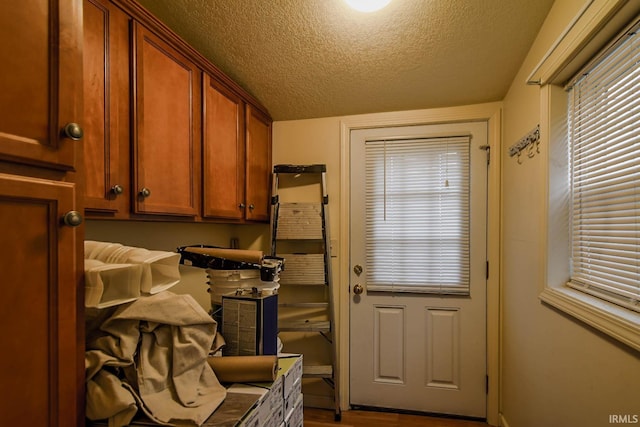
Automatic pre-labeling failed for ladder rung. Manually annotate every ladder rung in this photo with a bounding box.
[274,164,326,174]
[276,203,324,240]
[303,364,333,378]
[279,320,330,332]
[279,302,329,308]
[279,253,326,285]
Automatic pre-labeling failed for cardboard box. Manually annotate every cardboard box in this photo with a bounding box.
[227,384,270,427]
[278,354,303,399]
[284,377,302,419]
[284,393,303,427]
[232,354,303,427]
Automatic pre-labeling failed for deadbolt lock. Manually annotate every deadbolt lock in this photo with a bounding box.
[353,264,363,276]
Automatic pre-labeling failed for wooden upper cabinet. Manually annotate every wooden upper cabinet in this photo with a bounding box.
[0,0,82,170]
[202,74,246,220]
[245,104,272,222]
[132,23,201,217]
[80,0,273,222]
[83,0,131,214]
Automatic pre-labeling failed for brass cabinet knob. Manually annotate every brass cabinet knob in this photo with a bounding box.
[239,203,246,209]
[139,187,151,198]
[62,210,83,227]
[62,122,83,140]
[353,283,364,295]
[249,204,255,211]
[111,184,124,195]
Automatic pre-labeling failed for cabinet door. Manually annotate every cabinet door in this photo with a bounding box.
[133,23,201,216]
[0,0,82,170]
[83,0,131,214]
[202,74,245,220]
[245,104,272,222]
[0,173,82,427]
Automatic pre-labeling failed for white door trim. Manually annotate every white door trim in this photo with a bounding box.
[338,102,502,426]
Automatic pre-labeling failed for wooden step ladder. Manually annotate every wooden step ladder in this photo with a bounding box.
[270,164,341,421]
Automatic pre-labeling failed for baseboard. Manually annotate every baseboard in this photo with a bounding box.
[499,413,511,427]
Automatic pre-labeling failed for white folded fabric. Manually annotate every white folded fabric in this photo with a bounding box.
[84,259,142,308]
[85,241,181,296]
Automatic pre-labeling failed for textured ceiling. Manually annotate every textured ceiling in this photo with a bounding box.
[137,0,555,121]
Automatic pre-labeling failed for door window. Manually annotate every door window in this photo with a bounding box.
[364,136,471,295]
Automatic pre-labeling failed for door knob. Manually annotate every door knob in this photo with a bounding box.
[353,283,364,295]
[62,122,83,140]
[62,210,83,227]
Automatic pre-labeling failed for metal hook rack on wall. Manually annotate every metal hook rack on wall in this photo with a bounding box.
[509,125,540,164]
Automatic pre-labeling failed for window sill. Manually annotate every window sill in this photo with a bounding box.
[539,286,640,352]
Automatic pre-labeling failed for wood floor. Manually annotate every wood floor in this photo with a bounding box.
[303,408,490,427]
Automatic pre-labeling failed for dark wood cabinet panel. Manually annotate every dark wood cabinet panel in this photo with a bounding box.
[203,78,273,223]
[202,74,246,220]
[0,0,82,170]
[132,23,201,216]
[0,173,82,427]
[0,1,84,425]
[245,104,272,222]
[81,0,273,223]
[83,0,131,214]
[81,0,274,223]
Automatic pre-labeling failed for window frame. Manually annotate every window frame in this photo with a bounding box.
[565,34,640,312]
[539,5,640,351]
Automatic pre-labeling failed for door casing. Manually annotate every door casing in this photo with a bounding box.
[338,103,502,426]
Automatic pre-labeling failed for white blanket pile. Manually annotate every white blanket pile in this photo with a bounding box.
[85,292,226,426]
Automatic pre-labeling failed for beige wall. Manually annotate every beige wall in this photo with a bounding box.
[272,117,343,249]
[272,1,640,426]
[500,1,640,426]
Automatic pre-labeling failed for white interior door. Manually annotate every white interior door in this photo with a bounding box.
[349,122,488,418]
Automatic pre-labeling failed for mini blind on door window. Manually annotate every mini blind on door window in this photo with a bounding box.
[364,136,471,295]
[567,19,640,312]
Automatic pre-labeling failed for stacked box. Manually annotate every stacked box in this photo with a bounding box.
[227,384,269,427]
[284,393,304,427]
[279,354,303,399]
[235,354,303,427]
[278,354,303,424]
[284,377,302,418]
[255,374,284,427]
[271,378,285,424]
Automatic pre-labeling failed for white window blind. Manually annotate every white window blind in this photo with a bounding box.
[364,136,471,295]
[567,19,640,312]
